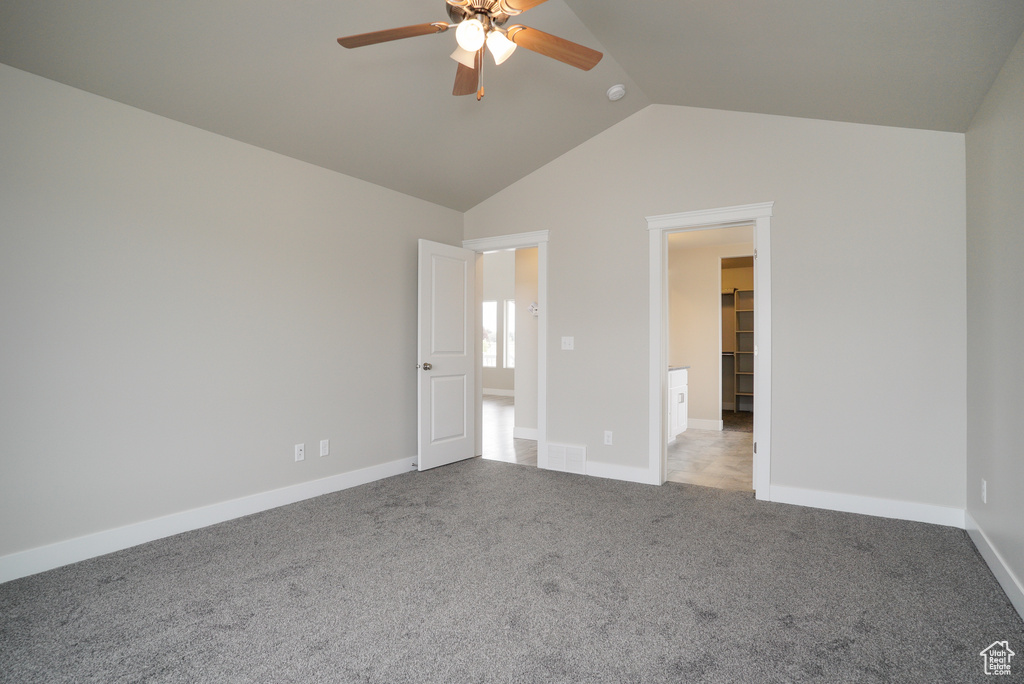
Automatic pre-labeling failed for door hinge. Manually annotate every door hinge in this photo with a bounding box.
[754,249,758,260]
[754,442,757,454]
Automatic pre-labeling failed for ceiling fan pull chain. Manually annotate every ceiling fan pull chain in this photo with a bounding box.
[477,48,485,100]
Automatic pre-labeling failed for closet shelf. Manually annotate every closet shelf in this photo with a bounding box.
[734,287,753,411]
[722,273,754,414]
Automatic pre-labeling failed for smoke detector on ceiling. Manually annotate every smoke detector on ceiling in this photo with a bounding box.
[606,84,626,101]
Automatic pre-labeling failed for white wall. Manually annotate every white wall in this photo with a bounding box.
[481,250,515,392]
[0,65,463,558]
[514,248,539,432]
[668,238,753,423]
[465,103,966,510]
[966,32,1024,611]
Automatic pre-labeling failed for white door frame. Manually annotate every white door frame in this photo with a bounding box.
[647,203,773,499]
[463,231,549,468]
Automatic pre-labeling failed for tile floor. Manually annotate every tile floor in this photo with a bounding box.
[666,411,753,491]
[481,394,537,467]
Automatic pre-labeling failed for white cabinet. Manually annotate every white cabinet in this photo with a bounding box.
[667,367,688,441]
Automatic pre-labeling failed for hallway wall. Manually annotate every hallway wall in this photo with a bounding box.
[514,248,539,433]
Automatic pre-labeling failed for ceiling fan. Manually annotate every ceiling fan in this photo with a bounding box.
[337,0,603,100]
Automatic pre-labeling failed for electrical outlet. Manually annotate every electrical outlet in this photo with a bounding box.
[982,479,987,504]
[561,336,574,350]
[294,443,305,462]
[320,439,329,457]
[604,431,613,445]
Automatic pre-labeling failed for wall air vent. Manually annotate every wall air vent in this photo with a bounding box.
[547,443,586,475]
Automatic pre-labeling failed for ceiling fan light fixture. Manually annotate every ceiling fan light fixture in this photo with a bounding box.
[486,30,517,65]
[336,1,605,98]
[450,45,478,68]
[455,18,486,52]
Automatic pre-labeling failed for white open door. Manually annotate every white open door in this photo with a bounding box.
[417,239,476,471]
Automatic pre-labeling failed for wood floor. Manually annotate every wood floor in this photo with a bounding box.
[481,395,537,466]
[666,411,753,491]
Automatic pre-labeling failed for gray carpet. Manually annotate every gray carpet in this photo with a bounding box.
[722,410,753,433]
[2,458,1022,683]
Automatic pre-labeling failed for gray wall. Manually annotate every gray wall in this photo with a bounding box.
[0,59,990,562]
[0,64,463,557]
[465,103,967,509]
[966,33,1024,599]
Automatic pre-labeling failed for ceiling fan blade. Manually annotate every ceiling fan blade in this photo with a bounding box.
[498,0,550,12]
[453,49,482,96]
[338,22,448,49]
[506,26,602,71]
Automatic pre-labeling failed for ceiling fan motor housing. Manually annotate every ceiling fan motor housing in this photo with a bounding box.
[446,0,512,28]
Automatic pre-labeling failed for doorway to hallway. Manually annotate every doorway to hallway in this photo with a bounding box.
[464,232,547,468]
[478,247,538,465]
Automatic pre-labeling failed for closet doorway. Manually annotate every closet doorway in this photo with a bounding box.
[665,232,754,491]
[647,202,773,500]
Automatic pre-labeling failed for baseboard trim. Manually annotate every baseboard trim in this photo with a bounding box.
[687,419,724,431]
[483,388,514,397]
[0,456,416,585]
[513,426,538,440]
[770,485,966,528]
[966,511,1024,620]
[585,460,659,485]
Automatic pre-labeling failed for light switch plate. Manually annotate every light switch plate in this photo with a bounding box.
[561,336,574,350]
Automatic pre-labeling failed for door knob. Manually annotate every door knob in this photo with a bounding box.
[419,363,432,371]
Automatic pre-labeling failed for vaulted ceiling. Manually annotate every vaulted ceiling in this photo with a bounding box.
[2,1,1023,211]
